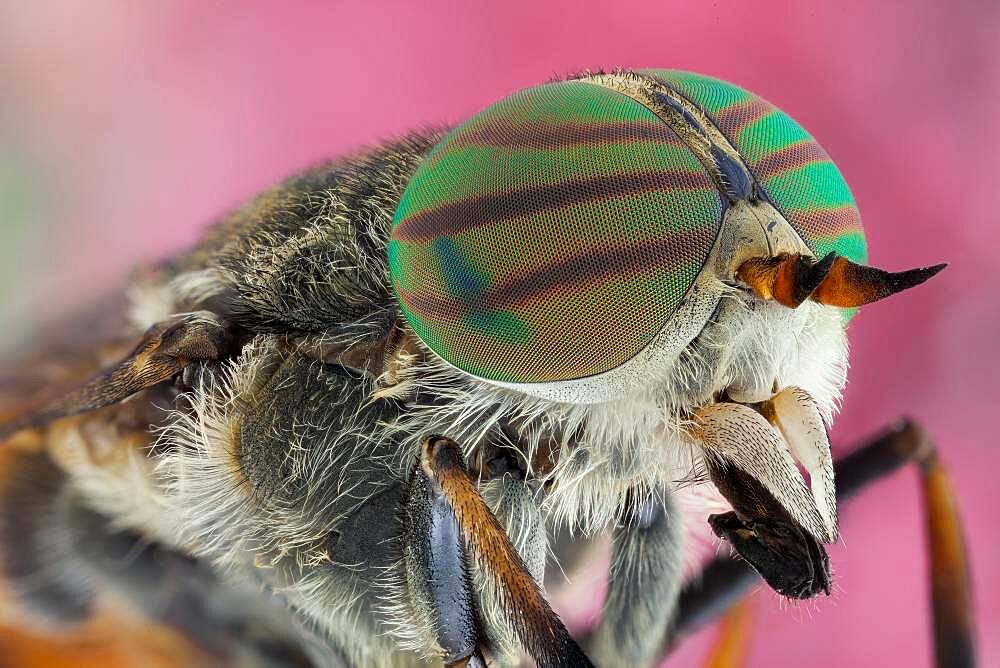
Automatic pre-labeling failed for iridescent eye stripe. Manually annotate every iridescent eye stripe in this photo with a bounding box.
[452,121,690,150]
[716,97,773,129]
[398,141,706,218]
[753,141,828,175]
[394,169,713,243]
[642,69,868,270]
[390,80,723,383]
[397,231,706,318]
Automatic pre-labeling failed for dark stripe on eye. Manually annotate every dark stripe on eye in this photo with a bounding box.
[451,121,688,150]
[485,231,705,307]
[752,141,830,177]
[395,170,715,243]
[789,206,862,233]
[716,97,774,130]
[399,229,706,318]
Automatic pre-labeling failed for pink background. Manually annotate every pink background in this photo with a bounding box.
[0,2,997,666]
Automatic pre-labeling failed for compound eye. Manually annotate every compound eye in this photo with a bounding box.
[389,81,722,391]
[644,70,868,319]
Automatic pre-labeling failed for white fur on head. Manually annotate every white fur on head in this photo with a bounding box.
[394,294,847,538]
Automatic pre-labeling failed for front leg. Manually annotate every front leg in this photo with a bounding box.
[404,449,484,666]
[590,488,685,668]
[404,436,592,667]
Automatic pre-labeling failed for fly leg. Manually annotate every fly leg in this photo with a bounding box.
[667,419,976,668]
[406,435,592,668]
[589,488,685,668]
[404,443,484,667]
[701,598,755,668]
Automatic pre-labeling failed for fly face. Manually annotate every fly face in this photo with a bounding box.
[388,70,945,598]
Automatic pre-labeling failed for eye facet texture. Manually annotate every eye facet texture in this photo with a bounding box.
[644,69,868,266]
[390,81,722,384]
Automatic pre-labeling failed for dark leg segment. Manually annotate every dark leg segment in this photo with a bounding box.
[669,419,976,667]
[405,458,481,666]
[420,436,592,668]
[591,490,684,668]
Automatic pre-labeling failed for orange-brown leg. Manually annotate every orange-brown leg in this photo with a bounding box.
[669,419,976,667]
[418,436,592,668]
[702,597,755,668]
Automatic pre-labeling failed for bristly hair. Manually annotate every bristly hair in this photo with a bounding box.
[45,122,851,665]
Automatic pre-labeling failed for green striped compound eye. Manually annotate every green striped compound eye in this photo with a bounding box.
[388,71,878,392]
[642,70,868,267]
[389,80,723,386]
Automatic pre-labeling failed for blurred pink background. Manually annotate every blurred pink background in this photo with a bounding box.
[0,1,997,666]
